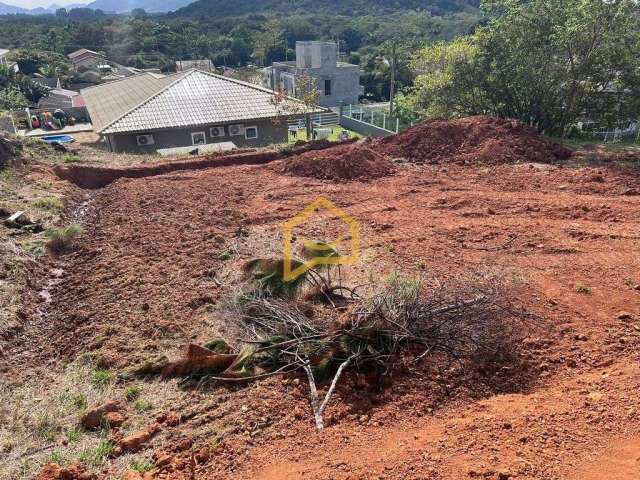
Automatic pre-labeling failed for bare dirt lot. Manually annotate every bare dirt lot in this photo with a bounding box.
[2,119,640,480]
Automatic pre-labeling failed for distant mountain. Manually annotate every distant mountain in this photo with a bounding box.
[84,0,194,13]
[0,0,193,15]
[172,0,480,18]
[0,1,30,14]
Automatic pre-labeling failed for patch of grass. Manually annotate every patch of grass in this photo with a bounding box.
[130,460,154,473]
[134,399,153,413]
[59,391,88,410]
[32,197,64,213]
[34,413,59,441]
[125,386,142,402]
[92,369,113,388]
[0,168,20,183]
[62,154,82,163]
[20,240,46,259]
[79,440,114,467]
[44,224,82,253]
[45,450,68,465]
[65,427,83,443]
[217,249,233,261]
[575,284,592,294]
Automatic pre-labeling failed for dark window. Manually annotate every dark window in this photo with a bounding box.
[324,79,332,96]
[245,126,258,140]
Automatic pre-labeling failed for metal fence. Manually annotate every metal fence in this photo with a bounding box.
[287,111,340,130]
[589,123,640,143]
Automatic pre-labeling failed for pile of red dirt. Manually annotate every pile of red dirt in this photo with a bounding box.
[376,116,572,165]
[273,142,395,181]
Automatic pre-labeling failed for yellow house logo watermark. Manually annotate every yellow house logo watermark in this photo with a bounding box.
[282,197,360,281]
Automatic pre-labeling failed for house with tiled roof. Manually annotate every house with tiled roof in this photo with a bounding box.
[82,69,322,154]
[67,48,106,71]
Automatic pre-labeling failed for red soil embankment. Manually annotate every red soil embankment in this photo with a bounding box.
[272,142,395,181]
[377,116,572,165]
[54,138,358,189]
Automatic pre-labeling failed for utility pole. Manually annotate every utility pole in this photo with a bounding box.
[389,41,396,117]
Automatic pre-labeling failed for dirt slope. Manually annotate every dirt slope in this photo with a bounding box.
[8,150,640,479]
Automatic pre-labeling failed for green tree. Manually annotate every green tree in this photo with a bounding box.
[0,87,27,110]
[407,0,640,134]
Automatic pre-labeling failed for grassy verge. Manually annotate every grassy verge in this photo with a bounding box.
[289,124,363,143]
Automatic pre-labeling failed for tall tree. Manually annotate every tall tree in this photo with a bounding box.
[407,0,640,134]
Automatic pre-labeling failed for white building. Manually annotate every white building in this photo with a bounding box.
[264,41,363,108]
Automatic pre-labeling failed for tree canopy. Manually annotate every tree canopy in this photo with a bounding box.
[401,0,640,134]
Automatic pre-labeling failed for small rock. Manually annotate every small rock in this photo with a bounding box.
[194,446,210,463]
[36,462,95,480]
[119,426,159,452]
[155,453,174,468]
[104,411,125,428]
[0,206,10,218]
[81,401,120,429]
[121,472,143,480]
[617,312,633,321]
[164,411,180,427]
[174,436,193,452]
[574,333,588,341]
[587,391,603,403]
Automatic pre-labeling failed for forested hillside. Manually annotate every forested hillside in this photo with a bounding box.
[0,1,481,101]
[173,0,479,18]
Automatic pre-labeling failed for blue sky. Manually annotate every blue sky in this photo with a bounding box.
[5,0,91,8]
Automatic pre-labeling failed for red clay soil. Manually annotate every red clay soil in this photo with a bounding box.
[272,141,395,181]
[376,116,573,165]
[11,151,640,479]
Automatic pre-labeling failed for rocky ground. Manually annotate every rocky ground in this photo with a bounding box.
[1,123,639,479]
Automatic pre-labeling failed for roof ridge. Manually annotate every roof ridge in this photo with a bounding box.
[81,71,168,94]
[194,69,308,105]
[96,71,190,134]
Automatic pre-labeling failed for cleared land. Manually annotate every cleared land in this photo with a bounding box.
[1,119,640,480]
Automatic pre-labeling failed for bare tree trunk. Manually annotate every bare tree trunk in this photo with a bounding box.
[306,112,314,142]
[302,354,358,430]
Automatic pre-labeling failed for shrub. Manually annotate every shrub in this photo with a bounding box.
[44,224,82,253]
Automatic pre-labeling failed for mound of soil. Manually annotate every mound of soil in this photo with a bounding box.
[274,142,395,181]
[376,116,572,165]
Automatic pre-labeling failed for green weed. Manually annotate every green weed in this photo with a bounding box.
[134,399,152,413]
[125,386,142,401]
